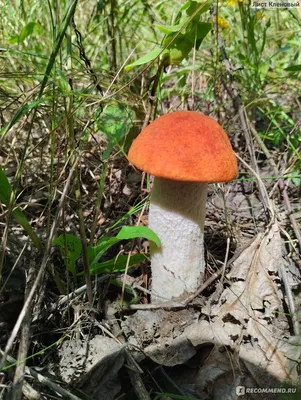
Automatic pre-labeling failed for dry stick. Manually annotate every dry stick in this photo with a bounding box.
[100,309,151,400]
[53,275,110,310]
[128,274,216,310]
[279,263,300,336]
[1,351,82,400]
[100,318,149,400]
[21,381,41,400]
[0,157,79,370]
[65,22,93,306]
[249,123,301,252]
[11,251,36,400]
[109,0,117,72]
[159,366,186,397]
[221,237,230,283]
[120,249,133,310]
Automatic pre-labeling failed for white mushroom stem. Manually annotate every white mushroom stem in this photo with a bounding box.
[148,178,208,301]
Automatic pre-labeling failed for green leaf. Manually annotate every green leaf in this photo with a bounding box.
[110,279,140,304]
[186,21,212,48]
[186,0,213,20]
[88,225,159,267]
[88,237,121,265]
[8,22,40,44]
[258,62,269,80]
[0,166,12,204]
[284,65,301,72]
[156,18,188,34]
[163,33,193,64]
[163,21,212,65]
[116,226,161,247]
[124,47,163,71]
[56,69,69,92]
[96,102,134,159]
[89,253,146,275]
[179,1,193,13]
[54,234,82,274]
[8,35,19,45]
[19,22,40,42]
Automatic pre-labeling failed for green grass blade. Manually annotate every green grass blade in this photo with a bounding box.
[89,253,147,275]
[117,225,161,247]
[38,0,78,98]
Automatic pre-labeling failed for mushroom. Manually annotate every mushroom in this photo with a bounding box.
[128,111,238,301]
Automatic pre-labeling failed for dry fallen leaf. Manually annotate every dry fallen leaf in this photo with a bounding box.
[191,222,300,391]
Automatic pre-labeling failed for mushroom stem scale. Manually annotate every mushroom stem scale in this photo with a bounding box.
[149,178,208,301]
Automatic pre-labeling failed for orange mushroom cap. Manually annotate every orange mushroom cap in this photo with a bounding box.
[128,111,238,183]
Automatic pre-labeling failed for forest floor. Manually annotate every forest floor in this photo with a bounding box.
[1,107,301,399]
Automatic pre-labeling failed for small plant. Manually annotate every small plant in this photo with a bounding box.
[125,0,213,72]
[54,225,160,278]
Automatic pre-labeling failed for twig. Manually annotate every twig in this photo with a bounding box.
[128,300,185,311]
[54,275,110,310]
[278,263,300,336]
[0,351,82,400]
[21,381,40,400]
[221,237,230,283]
